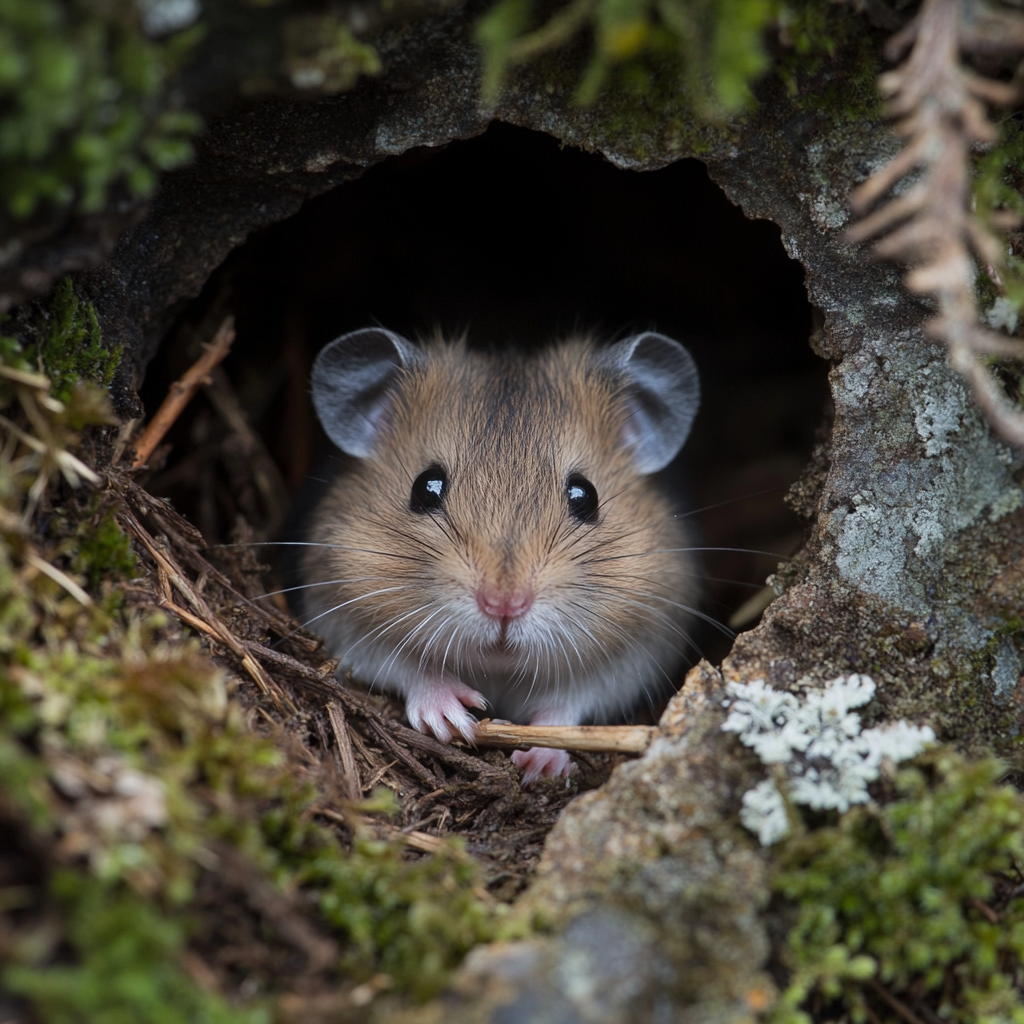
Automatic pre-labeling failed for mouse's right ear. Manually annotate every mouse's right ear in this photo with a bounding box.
[311,328,424,458]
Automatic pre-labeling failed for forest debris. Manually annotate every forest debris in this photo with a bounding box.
[327,700,363,801]
[120,507,295,713]
[132,316,235,469]
[474,720,655,754]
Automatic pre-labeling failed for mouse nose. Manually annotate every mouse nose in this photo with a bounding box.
[476,587,534,621]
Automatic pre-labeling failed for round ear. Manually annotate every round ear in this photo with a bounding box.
[598,332,700,474]
[310,328,423,457]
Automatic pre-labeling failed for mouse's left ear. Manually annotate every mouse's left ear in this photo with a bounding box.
[598,332,700,473]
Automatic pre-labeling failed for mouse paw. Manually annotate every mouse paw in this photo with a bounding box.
[405,678,487,743]
[511,747,574,786]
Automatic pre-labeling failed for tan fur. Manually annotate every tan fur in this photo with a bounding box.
[302,338,698,724]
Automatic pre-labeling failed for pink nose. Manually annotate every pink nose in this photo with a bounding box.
[476,587,534,620]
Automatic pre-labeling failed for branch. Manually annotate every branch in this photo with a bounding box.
[474,720,655,754]
[132,316,235,469]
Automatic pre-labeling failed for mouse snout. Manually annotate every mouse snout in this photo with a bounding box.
[476,585,534,621]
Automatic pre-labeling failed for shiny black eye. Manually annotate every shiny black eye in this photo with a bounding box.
[410,464,448,513]
[566,473,599,524]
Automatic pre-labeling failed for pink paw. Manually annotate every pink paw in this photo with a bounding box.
[405,678,487,743]
[511,747,574,786]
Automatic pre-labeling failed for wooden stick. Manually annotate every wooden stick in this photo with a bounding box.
[474,720,655,754]
[132,316,235,469]
[326,701,363,801]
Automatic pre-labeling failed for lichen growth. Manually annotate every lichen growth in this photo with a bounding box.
[0,0,202,218]
[771,750,1024,1024]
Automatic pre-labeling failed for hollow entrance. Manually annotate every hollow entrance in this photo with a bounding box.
[141,120,825,676]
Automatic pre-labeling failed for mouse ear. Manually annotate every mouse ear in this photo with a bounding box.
[311,328,424,457]
[598,332,700,474]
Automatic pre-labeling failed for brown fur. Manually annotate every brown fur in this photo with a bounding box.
[302,338,698,724]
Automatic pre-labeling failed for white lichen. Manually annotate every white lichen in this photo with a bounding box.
[722,675,935,845]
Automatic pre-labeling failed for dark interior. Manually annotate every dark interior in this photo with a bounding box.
[140,120,827,670]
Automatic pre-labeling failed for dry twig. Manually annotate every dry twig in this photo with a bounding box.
[849,0,1024,444]
[474,720,655,754]
[132,316,235,469]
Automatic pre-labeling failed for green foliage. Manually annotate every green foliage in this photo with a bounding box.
[0,278,122,403]
[34,278,123,402]
[476,0,781,110]
[71,507,137,588]
[0,0,201,218]
[771,751,1024,1024]
[5,873,271,1024]
[309,833,498,1000]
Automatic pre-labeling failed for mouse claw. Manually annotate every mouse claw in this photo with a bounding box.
[511,747,574,786]
[405,678,487,744]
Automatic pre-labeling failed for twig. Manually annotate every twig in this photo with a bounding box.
[868,980,929,1024]
[121,508,295,713]
[366,719,442,787]
[326,701,362,801]
[474,720,655,754]
[132,316,235,470]
[313,806,448,854]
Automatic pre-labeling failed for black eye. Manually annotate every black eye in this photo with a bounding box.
[410,464,448,513]
[566,473,599,524]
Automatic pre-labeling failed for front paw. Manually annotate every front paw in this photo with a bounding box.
[511,747,574,785]
[405,678,488,743]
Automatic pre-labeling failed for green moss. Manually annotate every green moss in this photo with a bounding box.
[771,750,1024,1024]
[774,0,882,123]
[35,278,122,402]
[71,507,136,589]
[5,872,271,1024]
[0,278,122,403]
[476,0,779,113]
[0,342,502,1019]
[0,0,201,218]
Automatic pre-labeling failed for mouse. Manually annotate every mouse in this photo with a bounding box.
[299,327,701,783]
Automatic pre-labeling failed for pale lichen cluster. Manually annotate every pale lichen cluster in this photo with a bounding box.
[722,674,935,844]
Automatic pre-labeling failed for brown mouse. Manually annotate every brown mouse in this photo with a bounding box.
[300,328,700,782]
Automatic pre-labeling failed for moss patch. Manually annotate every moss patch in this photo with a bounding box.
[771,750,1024,1024]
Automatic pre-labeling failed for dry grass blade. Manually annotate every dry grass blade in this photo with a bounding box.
[121,507,296,713]
[848,0,1024,445]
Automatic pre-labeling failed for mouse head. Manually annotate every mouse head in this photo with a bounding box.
[308,328,701,709]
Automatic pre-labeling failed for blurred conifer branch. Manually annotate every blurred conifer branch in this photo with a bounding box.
[848,0,1024,445]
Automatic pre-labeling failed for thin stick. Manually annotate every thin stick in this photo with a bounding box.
[314,807,448,854]
[474,720,655,754]
[326,701,363,801]
[132,317,236,470]
[121,508,294,713]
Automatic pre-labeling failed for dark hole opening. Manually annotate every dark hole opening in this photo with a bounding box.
[140,120,827,682]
